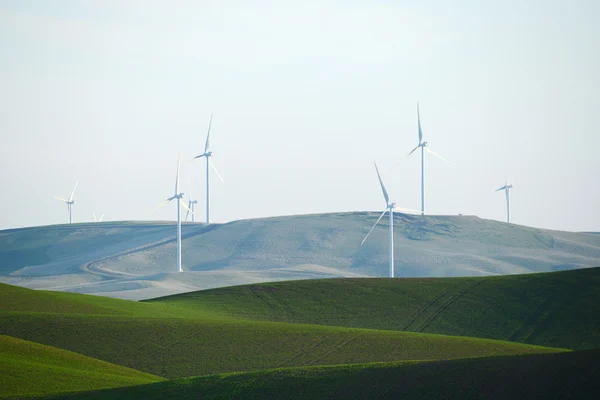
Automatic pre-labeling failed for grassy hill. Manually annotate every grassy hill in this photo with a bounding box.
[0,335,162,399]
[46,350,600,400]
[0,283,564,379]
[2,213,600,299]
[149,267,600,350]
[1,267,597,399]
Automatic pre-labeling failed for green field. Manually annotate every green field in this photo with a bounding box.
[0,335,162,399]
[0,283,561,378]
[149,267,600,350]
[47,350,600,400]
[1,267,598,399]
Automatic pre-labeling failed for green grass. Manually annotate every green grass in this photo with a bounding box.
[0,335,162,399]
[0,283,564,379]
[1,313,562,379]
[46,349,600,400]
[148,267,600,350]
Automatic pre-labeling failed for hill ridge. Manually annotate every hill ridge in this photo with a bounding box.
[1,213,600,300]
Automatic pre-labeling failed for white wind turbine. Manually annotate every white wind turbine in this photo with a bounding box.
[93,212,104,222]
[496,180,514,223]
[54,181,79,224]
[400,103,449,215]
[155,154,194,273]
[361,162,417,278]
[185,189,198,223]
[194,113,224,224]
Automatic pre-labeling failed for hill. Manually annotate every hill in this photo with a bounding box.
[2,213,600,299]
[0,335,162,399]
[149,267,600,350]
[0,283,564,379]
[46,350,600,400]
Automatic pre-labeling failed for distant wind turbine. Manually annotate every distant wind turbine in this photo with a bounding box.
[496,180,514,223]
[93,212,104,222]
[194,113,224,224]
[361,162,417,278]
[396,103,449,216]
[155,154,194,273]
[185,189,198,223]
[54,181,79,224]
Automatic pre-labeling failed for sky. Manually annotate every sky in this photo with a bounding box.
[0,0,599,232]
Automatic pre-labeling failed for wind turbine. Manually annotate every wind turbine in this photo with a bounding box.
[194,113,224,224]
[54,181,79,224]
[404,103,449,216]
[93,212,104,222]
[496,180,514,223]
[361,162,416,278]
[155,154,193,273]
[185,189,198,223]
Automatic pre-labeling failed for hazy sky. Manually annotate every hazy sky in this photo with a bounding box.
[1,0,599,232]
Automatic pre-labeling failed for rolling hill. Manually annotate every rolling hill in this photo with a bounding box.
[1,213,600,300]
[2,267,598,399]
[0,282,565,379]
[0,335,162,400]
[46,350,600,400]
[149,267,600,350]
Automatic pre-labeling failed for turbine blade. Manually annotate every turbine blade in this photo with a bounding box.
[390,146,420,172]
[54,196,68,203]
[373,162,389,206]
[181,200,194,215]
[204,113,213,153]
[99,214,104,222]
[93,212,97,222]
[496,186,507,192]
[361,209,388,245]
[184,207,190,222]
[417,102,423,143]
[175,153,181,194]
[154,198,172,211]
[210,160,225,183]
[407,145,420,156]
[389,159,405,172]
[68,181,79,202]
[424,147,449,162]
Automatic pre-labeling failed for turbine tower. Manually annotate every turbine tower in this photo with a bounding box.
[496,180,514,223]
[406,103,449,215]
[156,154,193,272]
[54,181,79,224]
[194,113,224,224]
[361,162,416,278]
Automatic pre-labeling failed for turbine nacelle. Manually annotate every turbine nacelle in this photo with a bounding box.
[195,151,213,159]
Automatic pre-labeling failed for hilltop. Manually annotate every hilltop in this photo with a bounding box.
[1,213,600,299]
